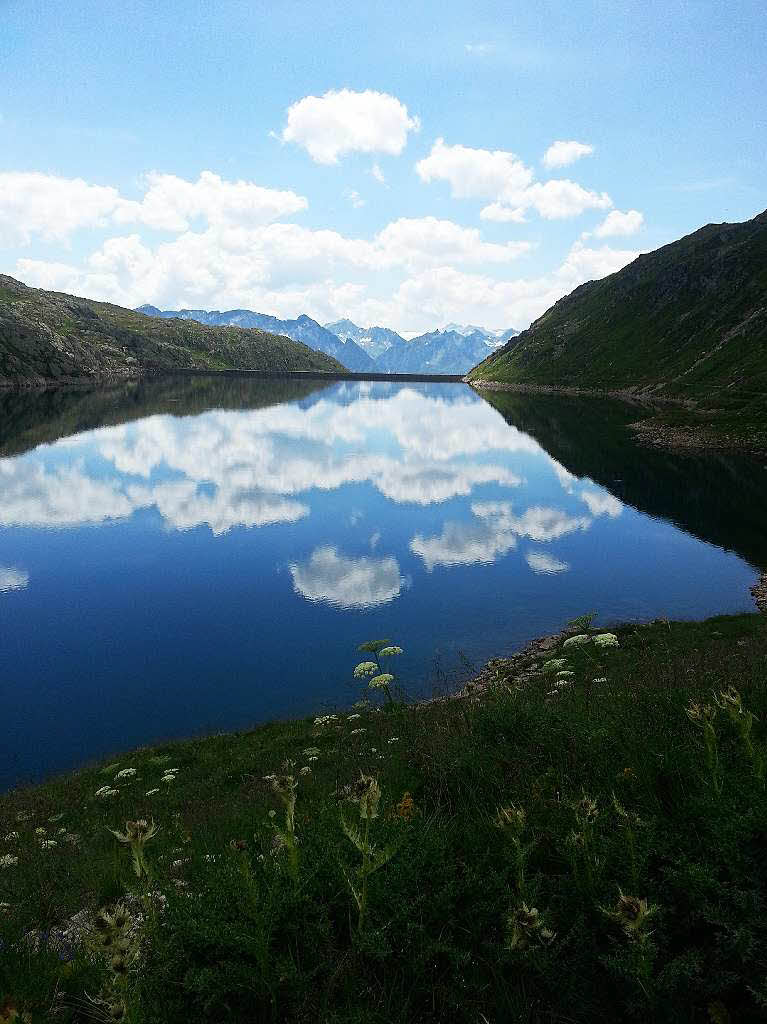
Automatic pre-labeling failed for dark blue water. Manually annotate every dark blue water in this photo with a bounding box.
[0,377,762,789]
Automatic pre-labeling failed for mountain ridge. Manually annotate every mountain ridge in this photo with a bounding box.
[0,276,344,385]
[467,209,767,423]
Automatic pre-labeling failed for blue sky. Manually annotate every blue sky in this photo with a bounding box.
[1,0,765,332]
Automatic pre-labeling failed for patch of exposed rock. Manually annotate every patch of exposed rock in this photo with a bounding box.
[752,573,767,613]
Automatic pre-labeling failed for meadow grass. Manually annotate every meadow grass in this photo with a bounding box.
[1,612,766,1022]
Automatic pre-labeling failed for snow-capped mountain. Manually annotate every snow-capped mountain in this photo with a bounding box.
[136,307,519,375]
[324,319,405,360]
[136,307,376,372]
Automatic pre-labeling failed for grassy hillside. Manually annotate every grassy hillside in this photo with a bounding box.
[0,276,344,384]
[468,210,767,423]
[2,614,767,1022]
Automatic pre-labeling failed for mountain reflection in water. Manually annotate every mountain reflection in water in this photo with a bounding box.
[0,376,760,788]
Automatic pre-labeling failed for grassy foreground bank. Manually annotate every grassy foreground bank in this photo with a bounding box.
[2,613,767,1023]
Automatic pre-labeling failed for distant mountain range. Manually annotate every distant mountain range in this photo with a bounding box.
[468,208,767,421]
[0,277,344,385]
[138,306,518,374]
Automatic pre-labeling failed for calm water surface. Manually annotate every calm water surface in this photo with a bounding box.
[1,376,763,788]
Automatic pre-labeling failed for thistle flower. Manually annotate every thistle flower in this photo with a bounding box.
[350,773,381,820]
[0,854,18,868]
[494,804,526,834]
[379,646,403,657]
[575,794,599,824]
[603,887,657,940]
[107,819,159,878]
[369,673,394,689]
[563,634,590,649]
[354,661,378,678]
[686,701,717,726]
[593,632,619,649]
[507,902,556,951]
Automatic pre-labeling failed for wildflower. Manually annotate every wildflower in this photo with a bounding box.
[40,839,58,849]
[369,673,394,689]
[145,788,160,796]
[160,774,176,784]
[3,832,19,841]
[308,755,319,762]
[96,786,119,798]
[494,804,526,834]
[556,670,575,679]
[563,634,590,648]
[575,794,598,824]
[507,903,555,950]
[302,747,321,757]
[0,854,18,868]
[347,713,361,721]
[686,701,716,725]
[395,791,416,820]
[299,766,311,776]
[354,661,378,678]
[593,676,607,683]
[314,714,338,727]
[107,819,160,878]
[542,658,568,673]
[714,686,743,713]
[379,646,403,657]
[35,827,46,835]
[350,773,382,820]
[387,736,400,744]
[602,887,657,940]
[350,728,366,735]
[556,679,573,689]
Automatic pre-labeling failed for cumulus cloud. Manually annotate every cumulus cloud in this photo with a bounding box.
[280,88,420,165]
[526,550,569,574]
[0,172,123,244]
[542,140,594,169]
[591,209,644,238]
[0,567,30,592]
[0,170,307,244]
[410,501,591,570]
[416,138,611,221]
[580,489,623,518]
[289,546,404,608]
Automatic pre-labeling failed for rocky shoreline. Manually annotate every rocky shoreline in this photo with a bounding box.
[468,379,767,455]
[752,573,767,613]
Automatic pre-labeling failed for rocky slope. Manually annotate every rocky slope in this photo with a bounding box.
[0,276,344,385]
[139,306,376,372]
[468,209,767,420]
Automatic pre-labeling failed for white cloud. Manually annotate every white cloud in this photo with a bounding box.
[526,551,569,574]
[344,189,366,209]
[280,88,420,165]
[542,140,594,169]
[0,567,30,592]
[290,546,404,608]
[375,217,531,269]
[465,42,495,56]
[410,501,591,570]
[580,489,623,518]
[479,203,527,223]
[0,172,123,244]
[591,209,644,238]
[417,138,611,220]
[0,170,307,244]
[371,163,386,184]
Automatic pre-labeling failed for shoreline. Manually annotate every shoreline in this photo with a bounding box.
[0,368,466,391]
[468,378,767,454]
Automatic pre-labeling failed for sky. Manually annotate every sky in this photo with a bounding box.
[1,0,765,333]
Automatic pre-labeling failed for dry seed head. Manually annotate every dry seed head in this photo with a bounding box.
[352,773,381,819]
